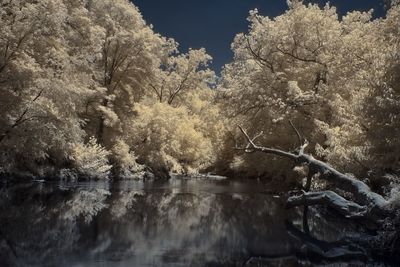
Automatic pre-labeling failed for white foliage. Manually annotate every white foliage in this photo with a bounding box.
[97,106,120,127]
[111,139,145,179]
[219,1,400,176]
[70,137,112,179]
[126,102,216,174]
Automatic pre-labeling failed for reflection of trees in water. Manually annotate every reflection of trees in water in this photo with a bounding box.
[0,182,296,266]
[0,183,111,266]
[0,184,74,266]
[84,189,294,266]
[278,207,375,267]
[300,207,362,242]
[63,189,110,223]
[2,181,387,266]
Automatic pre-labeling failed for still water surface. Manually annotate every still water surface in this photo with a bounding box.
[0,178,389,266]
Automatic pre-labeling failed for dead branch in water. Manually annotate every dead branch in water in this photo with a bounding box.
[235,122,389,220]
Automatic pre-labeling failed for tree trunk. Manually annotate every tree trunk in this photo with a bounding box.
[96,98,108,145]
[286,190,367,218]
[236,125,390,221]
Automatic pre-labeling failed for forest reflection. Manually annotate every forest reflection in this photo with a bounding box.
[0,179,383,267]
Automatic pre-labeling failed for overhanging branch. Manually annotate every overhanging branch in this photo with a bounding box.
[235,123,389,220]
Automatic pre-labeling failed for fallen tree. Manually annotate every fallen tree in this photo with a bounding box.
[235,122,390,221]
[286,190,368,219]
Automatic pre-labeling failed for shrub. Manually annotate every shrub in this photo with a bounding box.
[110,139,145,179]
[126,102,214,174]
[69,137,112,179]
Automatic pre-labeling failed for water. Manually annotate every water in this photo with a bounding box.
[0,178,392,266]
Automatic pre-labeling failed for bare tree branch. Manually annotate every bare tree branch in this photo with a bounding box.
[0,89,44,144]
[236,125,298,159]
[289,120,303,147]
[235,124,389,220]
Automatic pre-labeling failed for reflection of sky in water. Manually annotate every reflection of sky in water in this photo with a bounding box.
[0,179,375,266]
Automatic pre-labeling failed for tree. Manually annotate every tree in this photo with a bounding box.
[123,100,223,176]
[219,1,396,178]
[0,0,90,175]
[76,0,174,147]
[385,0,400,10]
[0,0,224,178]
[364,4,400,172]
[147,48,215,105]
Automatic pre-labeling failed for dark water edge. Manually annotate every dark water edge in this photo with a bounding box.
[0,178,396,267]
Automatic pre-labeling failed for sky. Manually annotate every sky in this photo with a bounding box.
[131,0,386,73]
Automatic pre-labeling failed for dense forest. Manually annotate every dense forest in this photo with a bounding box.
[1,0,400,263]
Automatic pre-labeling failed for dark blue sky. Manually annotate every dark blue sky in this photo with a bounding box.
[132,0,385,73]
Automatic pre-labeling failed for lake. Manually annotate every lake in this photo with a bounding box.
[0,177,393,266]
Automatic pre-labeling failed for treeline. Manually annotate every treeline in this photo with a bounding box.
[0,0,399,182]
